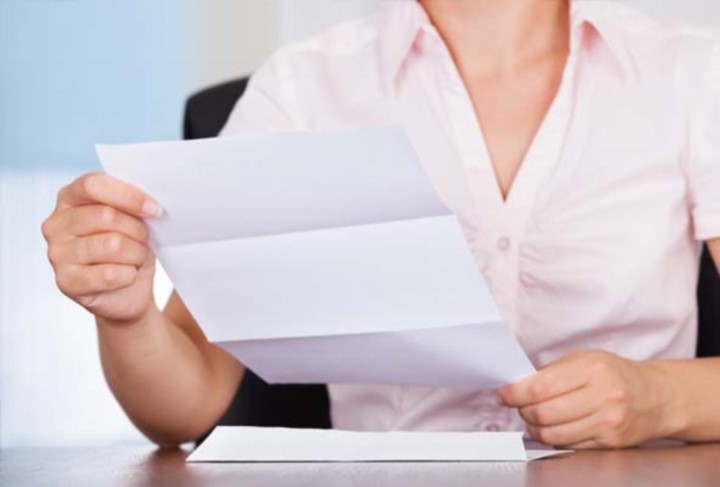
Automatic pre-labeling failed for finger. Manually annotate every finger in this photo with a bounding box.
[50,233,149,267]
[499,358,590,407]
[527,412,603,447]
[56,172,162,218]
[55,264,138,297]
[562,440,603,450]
[43,205,149,243]
[519,385,599,427]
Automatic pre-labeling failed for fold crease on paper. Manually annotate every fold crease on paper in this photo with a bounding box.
[97,127,536,388]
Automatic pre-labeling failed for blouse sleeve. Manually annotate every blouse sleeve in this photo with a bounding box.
[689,38,720,241]
[219,48,300,136]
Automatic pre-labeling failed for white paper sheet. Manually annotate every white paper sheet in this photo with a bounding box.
[98,128,449,248]
[219,322,533,388]
[187,427,569,463]
[97,127,536,388]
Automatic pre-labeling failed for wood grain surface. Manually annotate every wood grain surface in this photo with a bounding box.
[2,442,720,487]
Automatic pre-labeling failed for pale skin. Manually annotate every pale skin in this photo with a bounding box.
[42,0,720,448]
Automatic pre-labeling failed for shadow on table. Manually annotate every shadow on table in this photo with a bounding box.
[133,448,200,487]
[527,442,720,487]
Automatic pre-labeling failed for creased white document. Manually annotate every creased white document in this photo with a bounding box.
[187,427,568,463]
[97,127,536,388]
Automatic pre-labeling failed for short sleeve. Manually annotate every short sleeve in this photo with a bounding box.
[689,38,720,241]
[219,48,300,136]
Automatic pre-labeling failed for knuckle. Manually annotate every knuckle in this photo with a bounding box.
[98,206,118,226]
[103,234,124,256]
[41,217,53,240]
[80,173,103,198]
[102,266,119,285]
[102,265,134,287]
[534,404,553,425]
[47,244,61,265]
[603,408,626,430]
[530,380,548,402]
[123,189,144,212]
[590,359,611,376]
[607,387,628,405]
[54,269,72,294]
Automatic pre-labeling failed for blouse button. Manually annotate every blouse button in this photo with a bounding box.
[497,236,511,252]
[485,423,501,432]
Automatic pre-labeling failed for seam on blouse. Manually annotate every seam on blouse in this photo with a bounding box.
[244,44,305,131]
[684,37,720,204]
[252,82,300,128]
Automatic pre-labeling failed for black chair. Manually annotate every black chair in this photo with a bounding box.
[697,249,720,357]
[184,77,720,431]
[185,78,332,431]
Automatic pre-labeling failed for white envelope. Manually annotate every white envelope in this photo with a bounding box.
[187,426,568,463]
[97,127,536,388]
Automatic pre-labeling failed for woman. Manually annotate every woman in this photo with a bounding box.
[41,0,720,449]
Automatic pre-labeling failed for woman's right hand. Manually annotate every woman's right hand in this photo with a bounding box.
[42,172,164,324]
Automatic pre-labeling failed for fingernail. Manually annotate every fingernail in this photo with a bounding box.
[142,200,163,218]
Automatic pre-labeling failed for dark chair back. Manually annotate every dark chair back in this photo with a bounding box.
[184,77,720,431]
[185,78,331,430]
[697,248,720,357]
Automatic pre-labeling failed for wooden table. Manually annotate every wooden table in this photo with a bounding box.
[3,442,720,486]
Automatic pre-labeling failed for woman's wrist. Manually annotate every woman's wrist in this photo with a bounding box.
[96,301,162,330]
[95,303,167,352]
[645,360,691,440]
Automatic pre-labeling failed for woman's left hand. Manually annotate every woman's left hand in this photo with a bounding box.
[497,350,684,449]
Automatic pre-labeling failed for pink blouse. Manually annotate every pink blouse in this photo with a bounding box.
[221,0,720,432]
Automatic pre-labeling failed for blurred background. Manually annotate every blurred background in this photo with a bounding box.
[1,0,719,448]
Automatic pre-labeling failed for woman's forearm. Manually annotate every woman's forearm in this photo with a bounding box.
[96,305,244,446]
[655,357,720,443]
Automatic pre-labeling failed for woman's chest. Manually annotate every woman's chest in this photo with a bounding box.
[301,67,691,240]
